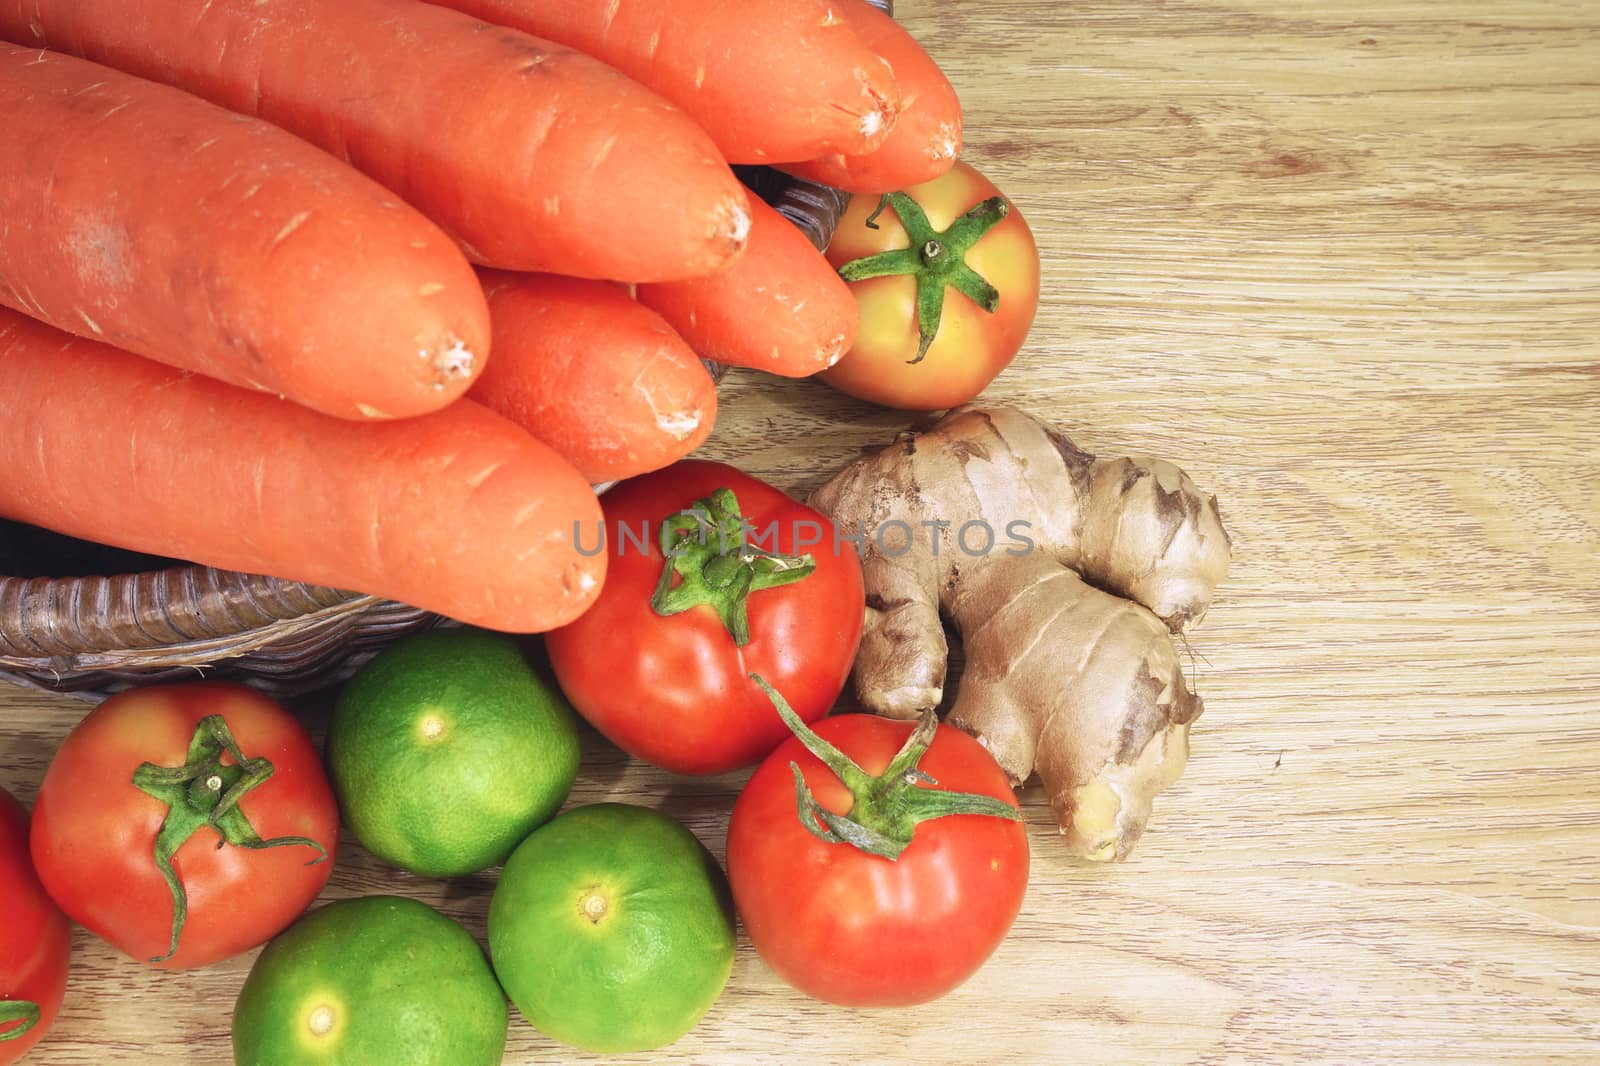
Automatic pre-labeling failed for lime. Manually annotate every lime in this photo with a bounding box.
[328,628,579,877]
[488,803,735,1054]
[231,896,506,1066]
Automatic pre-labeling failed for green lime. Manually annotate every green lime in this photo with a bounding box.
[232,896,506,1066]
[328,628,580,877]
[488,804,735,1054]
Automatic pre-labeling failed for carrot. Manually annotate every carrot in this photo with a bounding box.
[779,0,963,193]
[0,0,749,281]
[427,0,902,165]
[471,271,717,484]
[0,309,604,633]
[0,44,487,421]
[636,188,859,378]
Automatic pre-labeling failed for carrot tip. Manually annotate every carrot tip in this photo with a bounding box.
[824,332,851,368]
[656,408,704,440]
[424,337,477,389]
[716,196,753,254]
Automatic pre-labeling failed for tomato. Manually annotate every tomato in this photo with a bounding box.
[546,461,864,776]
[30,683,338,970]
[823,161,1040,410]
[726,682,1029,1007]
[0,788,69,1065]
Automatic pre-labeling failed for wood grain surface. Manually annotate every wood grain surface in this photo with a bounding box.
[4,0,1599,1062]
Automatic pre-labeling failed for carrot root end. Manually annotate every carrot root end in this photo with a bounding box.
[425,337,477,390]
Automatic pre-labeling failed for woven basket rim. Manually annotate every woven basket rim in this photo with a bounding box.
[0,582,376,668]
[0,563,375,660]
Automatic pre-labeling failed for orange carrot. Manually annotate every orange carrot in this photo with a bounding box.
[471,271,717,484]
[637,188,859,378]
[0,308,604,633]
[779,0,963,193]
[0,44,487,421]
[0,0,749,281]
[427,0,901,165]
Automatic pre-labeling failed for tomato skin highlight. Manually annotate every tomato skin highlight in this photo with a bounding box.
[727,714,1029,1007]
[824,162,1040,411]
[546,461,865,776]
[0,788,69,1065]
[29,683,338,970]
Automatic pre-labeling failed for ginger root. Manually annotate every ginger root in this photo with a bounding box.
[808,406,1231,861]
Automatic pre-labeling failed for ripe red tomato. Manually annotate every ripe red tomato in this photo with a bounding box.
[30,683,337,970]
[0,788,69,1065]
[727,703,1029,1007]
[546,461,864,775]
[823,161,1039,410]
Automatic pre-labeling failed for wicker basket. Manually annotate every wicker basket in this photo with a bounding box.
[0,170,852,699]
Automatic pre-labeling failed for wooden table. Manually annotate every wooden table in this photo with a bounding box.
[5,1,1598,1062]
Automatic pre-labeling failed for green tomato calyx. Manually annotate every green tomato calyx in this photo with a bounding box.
[0,1000,41,1043]
[749,674,1021,862]
[651,487,816,647]
[131,714,328,963]
[837,192,1010,364]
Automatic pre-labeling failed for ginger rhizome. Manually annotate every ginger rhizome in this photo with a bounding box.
[808,406,1231,861]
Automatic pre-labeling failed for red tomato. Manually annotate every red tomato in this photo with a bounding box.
[823,161,1040,410]
[727,711,1029,1006]
[546,461,864,775]
[0,788,69,1065]
[30,683,337,970]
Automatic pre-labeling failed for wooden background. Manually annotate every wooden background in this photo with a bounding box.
[4,0,1598,1061]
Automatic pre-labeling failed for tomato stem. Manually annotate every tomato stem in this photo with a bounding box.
[131,715,328,963]
[0,1001,40,1043]
[837,193,1010,365]
[750,675,1021,862]
[651,487,816,647]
